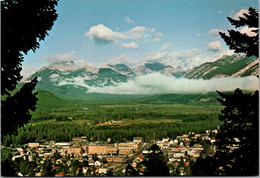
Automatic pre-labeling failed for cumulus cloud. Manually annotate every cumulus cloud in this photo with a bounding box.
[85,24,163,45]
[86,74,258,94]
[85,24,127,45]
[207,41,222,52]
[124,16,134,24]
[121,42,138,49]
[240,26,258,37]
[45,51,76,63]
[209,29,225,35]
[142,49,202,70]
[127,26,148,40]
[160,41,174,50]
[234,8,249,19]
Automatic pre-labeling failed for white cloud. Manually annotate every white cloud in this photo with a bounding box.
[21,65,41,80]
[74,59,94,66]
[121,42,138,49]
[106,54,140,67]
[85,24,127,45]
[49,73,60,82]
[240,26,258,37]
[207,40,222,52]
[127,26,148,40]
[209,29,225,35]
[124,16,134,24]
[160,41,174,50]
[45,51,76,64]
[196,33,201,36]
[86,74,258,94]
[234,9,249,20]
[217,10,222,14]
[142,49,203,70]
[85,24,162,44]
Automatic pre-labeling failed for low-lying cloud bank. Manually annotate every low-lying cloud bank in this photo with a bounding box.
[86,73,259,94]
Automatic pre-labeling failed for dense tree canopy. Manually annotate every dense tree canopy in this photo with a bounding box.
[219,7,259,57]
[1,77,38,136]
[142,144,170,176]
[1,0,58,95]
[1,0,58,135]
[191,89,259,176]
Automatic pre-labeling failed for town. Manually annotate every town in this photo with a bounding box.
[8,129,220,176]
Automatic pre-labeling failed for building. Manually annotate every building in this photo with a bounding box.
[98,167,108,174]
[28,143,40,148]
[72,137,82,142]
[106,157,126,163]
[88,144,109,155]
[118,143,134,155]
[107,146,118,155]
[55,172,64,177]
[133,136,143,144]
[67,144,82,156]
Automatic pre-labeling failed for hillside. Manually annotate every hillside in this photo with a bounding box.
[183,54,258,79]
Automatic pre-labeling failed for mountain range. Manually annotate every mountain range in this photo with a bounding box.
[26,54,258,99]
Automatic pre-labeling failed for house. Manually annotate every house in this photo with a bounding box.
[136,154,144,162]
[95,160,102,166]
[12,155,22,161]
[81,136,87,141]
[55,172,64,177]
[35,172,41,176]
[72,137,82,142]
[28,143,40,148]
[132,161,138,168]
[83,166,90,174]
[173,151,185,158]
[106,157,126,163]
[162,137,170,142]
[98,166,108,174]
[133,136,143,144]
[55,142,70,147]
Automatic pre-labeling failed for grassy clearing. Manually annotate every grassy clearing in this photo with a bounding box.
[98,118,182,126]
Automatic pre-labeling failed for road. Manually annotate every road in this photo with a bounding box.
[114,142,152,172]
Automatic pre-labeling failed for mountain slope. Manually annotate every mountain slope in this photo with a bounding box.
[183,54,258,79]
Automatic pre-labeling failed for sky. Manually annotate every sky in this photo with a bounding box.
[21,0,258,78]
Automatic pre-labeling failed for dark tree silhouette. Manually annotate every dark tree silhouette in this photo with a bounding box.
[219,7,259,57]
[191,89,259,176]
[124,163,139,176]
[142,144,170,176]
[214,89,259,176]
[1,77,38,136]
[1,0,58,95]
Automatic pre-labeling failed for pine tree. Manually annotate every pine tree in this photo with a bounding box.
[213,89,259,175]
[1,0,58,95]
[142,144,170,176]
[191,89,259,176]
[124,163,139,176]
[219,7,259,57]
[1,77,38,136]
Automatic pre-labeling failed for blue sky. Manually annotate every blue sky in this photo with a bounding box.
[21,0,258,77]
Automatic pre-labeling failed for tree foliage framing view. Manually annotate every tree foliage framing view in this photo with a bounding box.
[1,0,58,136]
[219,7,259,58]
[191,7,259,176]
